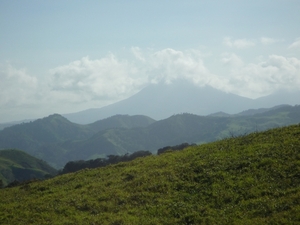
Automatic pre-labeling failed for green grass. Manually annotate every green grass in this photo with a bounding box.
[0,124,300,224]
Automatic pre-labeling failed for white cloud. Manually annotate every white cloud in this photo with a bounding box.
[0,64,42,122]
[16,49,218,119]
[224,55,300,98]
[131,47,145,62]
[223,37,255,49]
[147,48,213,85]
[49,55,147,104]
[0,64,38,107]
[221,53,244,67]
[45,51,300,101]
[1,46,300,122]
[288,38,300,49]
[260,37,282,45]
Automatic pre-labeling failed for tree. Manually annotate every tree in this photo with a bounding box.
[0,179,3,188]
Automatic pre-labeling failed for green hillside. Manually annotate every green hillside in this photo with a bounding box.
[68,105,300,159]
[0,149,57,186]
[0,114,94,167]
[0,114,156,168]
[0,124,300,224]
[0,105,299,168]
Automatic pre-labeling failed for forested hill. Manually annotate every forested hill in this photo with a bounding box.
[0,149,57,187]
[0,105,300,168]
[0,124,299,224]
[87,114,156,131]
[0,114,156,168]
[56,104,300,167]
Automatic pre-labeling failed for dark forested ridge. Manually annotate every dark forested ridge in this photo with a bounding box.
[0,105,300,168]
[0,149,57,186]
[0,124,300,224]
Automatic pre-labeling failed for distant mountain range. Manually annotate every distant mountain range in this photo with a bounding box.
[63,81,300,124]
[0,119,34,131]
[0,105,299,169]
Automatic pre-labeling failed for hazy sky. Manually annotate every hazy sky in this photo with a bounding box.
[1,0,300,122]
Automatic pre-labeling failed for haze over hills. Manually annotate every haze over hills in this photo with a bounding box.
[0,105,299,169]
[63,81,300,124]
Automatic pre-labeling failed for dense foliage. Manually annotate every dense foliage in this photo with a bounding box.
[59,144,198,175]
[59,150,152,175]
[0,124,300,224]
[157,142,196,155]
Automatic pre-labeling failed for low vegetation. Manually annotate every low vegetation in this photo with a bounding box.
[0,124,300,224]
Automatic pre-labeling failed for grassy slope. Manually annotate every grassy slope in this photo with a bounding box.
[0,124,300,224]
[0,149,57,186]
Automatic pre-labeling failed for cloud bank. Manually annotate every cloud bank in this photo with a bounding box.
[1,40,300,122]
[0,64,38,108]
[224,55,300,98]
[49,54,145,104]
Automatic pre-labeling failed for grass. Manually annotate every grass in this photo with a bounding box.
[0,124,300,224]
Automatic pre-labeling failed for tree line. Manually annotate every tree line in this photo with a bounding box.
[58,150,152,175]
[59,142,196,175]
[2,142,195,188]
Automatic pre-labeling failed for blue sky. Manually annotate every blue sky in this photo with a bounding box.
[0,0,300,122]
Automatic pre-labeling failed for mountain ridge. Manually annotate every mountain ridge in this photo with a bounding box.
[1,104,299,168]
[0,114,159,168]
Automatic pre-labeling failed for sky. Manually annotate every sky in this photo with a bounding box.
[0,0,300,123]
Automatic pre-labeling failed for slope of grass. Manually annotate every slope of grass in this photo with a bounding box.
[1,124,300,224]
